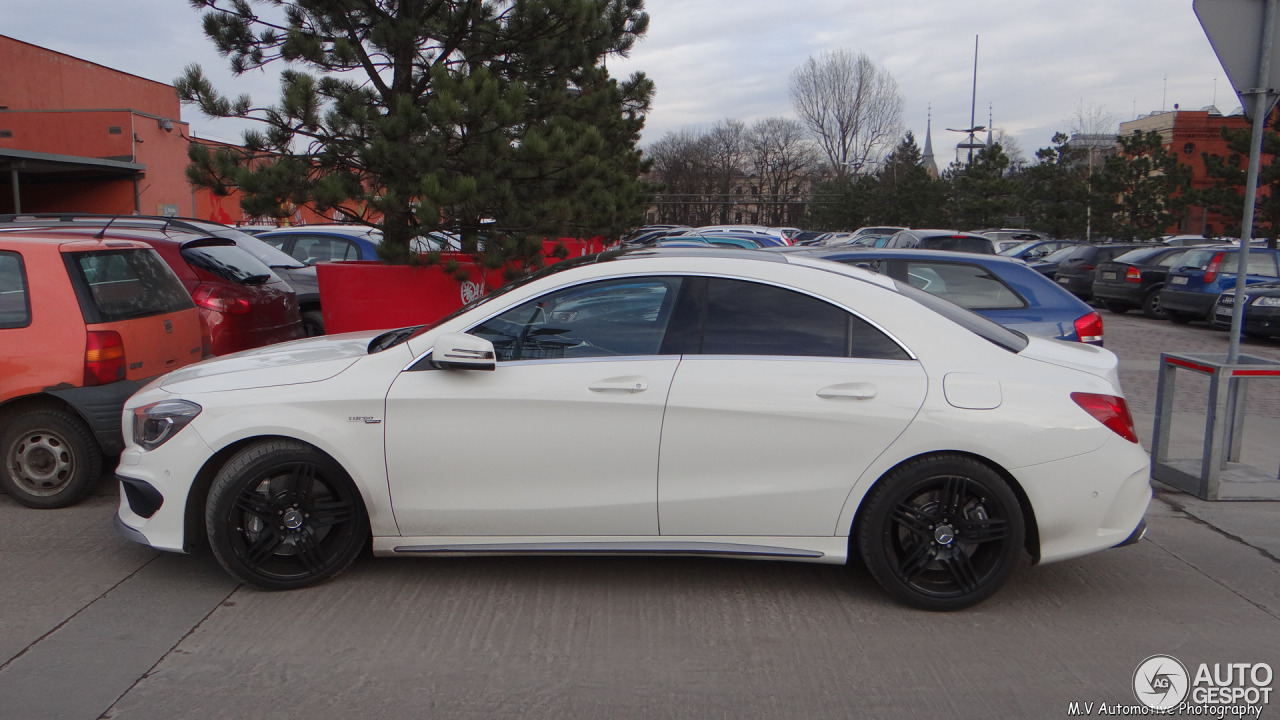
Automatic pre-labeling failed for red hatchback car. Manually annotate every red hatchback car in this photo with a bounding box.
[8,223,304,355]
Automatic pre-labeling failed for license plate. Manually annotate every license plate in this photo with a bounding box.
[1101,272,1118,280]
[1220,295,1235,306]
[1058,276,1070,284]
[1171,276,1189,285]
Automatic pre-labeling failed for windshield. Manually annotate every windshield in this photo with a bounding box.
[1112,247,1167,264]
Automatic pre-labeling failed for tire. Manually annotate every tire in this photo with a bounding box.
[857,454,1025,611]
[0,408,103,509]
[1165,310,1194,325]
[1140,288,1165,320]
[302,310,325,337]
[206,439,368,590]
[1100,300,1131,315]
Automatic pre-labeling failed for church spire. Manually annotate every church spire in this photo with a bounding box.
[922,105,938,178]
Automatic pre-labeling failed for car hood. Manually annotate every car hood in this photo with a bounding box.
[158,331,385,393]
[1018,335,1121,387]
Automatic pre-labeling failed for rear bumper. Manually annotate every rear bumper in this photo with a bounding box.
[1159,288,1216,316]
[1112,518,1146,548]
[1055,274,1094,298]
[46,378,150,455]
[1091,281,1146,305]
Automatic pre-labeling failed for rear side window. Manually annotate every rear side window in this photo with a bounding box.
[181,241,277,285]
[0,251,31,329]
[292,235,361,263]
[666,277,909,360]
[902,261,1027,310]
[65,249,195,323]
[918,236,994,254]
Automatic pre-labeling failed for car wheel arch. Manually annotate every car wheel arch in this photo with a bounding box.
[182,435,369,554]
[847,450,1041,565]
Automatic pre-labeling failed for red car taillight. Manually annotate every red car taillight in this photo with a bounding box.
[1203,252,1225,284]
[84,330,126,386]
[1074,311,1104,345]
[1071,392,1139,443]
[192,284,252,315]
[1125,266,1141,283]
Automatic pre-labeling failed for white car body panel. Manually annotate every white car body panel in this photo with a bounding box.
[115,251,1151,598]
[657,355,926,536]
[385,356,679,536]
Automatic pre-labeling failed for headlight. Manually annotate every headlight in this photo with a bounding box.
[1252,296,1280,307]
[132,399,202,451]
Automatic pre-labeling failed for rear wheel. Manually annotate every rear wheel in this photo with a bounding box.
[302,310,325,337]
[0,408,102,509]
[858,454,1025,611]
[206,439,368,590]
[1141,288,1165,319]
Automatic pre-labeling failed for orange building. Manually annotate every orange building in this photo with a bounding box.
[1118,106,1270,237]
[0,35,322,225]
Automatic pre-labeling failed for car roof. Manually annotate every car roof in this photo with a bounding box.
[0,223,228,249]
[258,224,382,237]
[801,247,1026,265]
[0,228,156,250]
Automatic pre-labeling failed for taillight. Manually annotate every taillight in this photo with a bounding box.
[192,284,252,314]
[1074,311,1104,345]
[1071,392,1139,443]
[1125,266,1141,283]
[85,330,126,386]
[1079,264,1096,272]
[1203,252,1225,284]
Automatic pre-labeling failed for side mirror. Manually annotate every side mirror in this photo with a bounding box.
[430,332,497,371]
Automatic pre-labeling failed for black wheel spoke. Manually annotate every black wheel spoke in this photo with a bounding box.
[284,463,317,504]
[957,516,1009,544]
[241,531,285,567]
[897,539,936,581]
[941,475,968,518]
[941,551,982,594]
[309,499,356,528]
[293,530,328,574]
[891,503,933,539]
[234,491,277,518]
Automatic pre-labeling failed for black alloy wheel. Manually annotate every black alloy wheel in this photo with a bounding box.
[858,454,1025,611]
[207,440,368,590]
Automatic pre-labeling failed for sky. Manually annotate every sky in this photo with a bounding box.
[1,0,1241,166]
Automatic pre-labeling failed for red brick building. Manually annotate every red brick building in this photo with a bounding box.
[1118,106,1269,236]
[0,35,320,224]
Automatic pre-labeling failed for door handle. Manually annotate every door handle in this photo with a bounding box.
[589,377,649,393]
[817,382,877,400]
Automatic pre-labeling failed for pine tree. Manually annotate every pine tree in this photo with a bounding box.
[1090,129,1191,241]
[1023,133,1091,239]
[1198,123,1280,245]
[945,143,1020,230]
[177,0,653,269]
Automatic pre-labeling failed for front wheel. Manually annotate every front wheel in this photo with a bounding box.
[0,408,102,509]
[206,439,368,590]
[857,455,1025,611]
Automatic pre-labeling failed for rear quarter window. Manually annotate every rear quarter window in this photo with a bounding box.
[65,249,195,323]
[0,251,31,329]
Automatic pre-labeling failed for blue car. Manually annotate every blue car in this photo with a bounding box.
[1160,245,1280,324]
[802,248,1105,344]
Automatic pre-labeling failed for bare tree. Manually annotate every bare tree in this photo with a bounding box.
[747,117,820,225]
[789,49,904,177]
[705,119,748,223]
[646,129,716,225]
[993,129,1027,170]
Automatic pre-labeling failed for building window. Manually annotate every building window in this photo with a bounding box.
[108,126,123,135]
[0,130,11,138]
[1182,142,1195,155]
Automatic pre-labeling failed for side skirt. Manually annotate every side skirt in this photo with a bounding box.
[373,536,849,565]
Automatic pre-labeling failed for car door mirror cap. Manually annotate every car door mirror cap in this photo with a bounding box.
[431,332,497,371]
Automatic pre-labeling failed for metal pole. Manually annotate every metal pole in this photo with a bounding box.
[1228,0,1279,364]
[968,35,979,164]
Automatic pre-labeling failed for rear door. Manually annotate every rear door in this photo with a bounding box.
[656,277,927,537]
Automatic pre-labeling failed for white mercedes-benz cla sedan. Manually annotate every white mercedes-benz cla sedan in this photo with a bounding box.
[115,248,1150,610]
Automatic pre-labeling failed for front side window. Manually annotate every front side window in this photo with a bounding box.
[0,251,31,329]
[902,261,1026,310]
[675,278,908,360]
[470,277,683,361]
[293,235,359,263]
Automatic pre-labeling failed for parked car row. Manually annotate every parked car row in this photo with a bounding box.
[0,219,307,508]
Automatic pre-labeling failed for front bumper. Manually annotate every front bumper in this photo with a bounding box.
[1210,297,1280,336]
